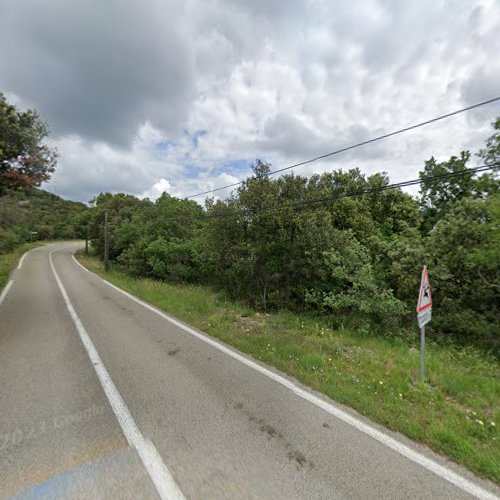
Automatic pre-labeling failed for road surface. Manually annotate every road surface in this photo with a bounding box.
[0,242,498,499]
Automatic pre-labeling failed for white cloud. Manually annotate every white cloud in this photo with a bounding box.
[2,0,499,202]
[141,178,173,201]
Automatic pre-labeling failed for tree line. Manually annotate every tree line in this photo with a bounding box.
[81,120,499,351]
[1,90,497,350]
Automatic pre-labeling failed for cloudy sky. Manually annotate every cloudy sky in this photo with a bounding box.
[1,0,499,203]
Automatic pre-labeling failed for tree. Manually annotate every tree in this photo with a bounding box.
[479,118,500,169]
[427,194,499,347]
[73,210,92,239]
[419,152,474,229]
[419,132,499,232]
[0,92,57,192]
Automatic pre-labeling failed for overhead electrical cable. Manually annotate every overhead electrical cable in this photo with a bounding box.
[99,165,498,226]
[203,165,498,219]
[186,96,500,199]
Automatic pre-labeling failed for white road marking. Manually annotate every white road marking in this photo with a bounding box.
[17,251,29,270]
[49,249,185,500]
[0,280,14,307]
[72,254,90,271]
[71,250,499,500]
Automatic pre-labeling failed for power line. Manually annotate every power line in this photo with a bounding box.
[96,165,497,227]
[187,96,500,199]
[204,165,498,220]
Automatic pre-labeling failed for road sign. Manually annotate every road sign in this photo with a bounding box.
[417,308,431,328]
[417,265,432,313]
[416,265,432,382]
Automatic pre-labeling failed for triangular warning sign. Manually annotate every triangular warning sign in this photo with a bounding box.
[417,265,432,313]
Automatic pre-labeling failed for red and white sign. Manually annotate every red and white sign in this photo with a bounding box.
[417,265,432,313]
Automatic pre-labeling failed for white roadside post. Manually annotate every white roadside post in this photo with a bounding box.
[417,266,432,382]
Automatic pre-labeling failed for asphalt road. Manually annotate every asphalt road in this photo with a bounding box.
[1,242,498,499]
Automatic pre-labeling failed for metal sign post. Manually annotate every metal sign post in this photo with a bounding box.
[420,325,425,381]
[416,266,432,382]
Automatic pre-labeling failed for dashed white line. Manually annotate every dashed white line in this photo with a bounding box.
[0,280,14,307]
[50,249,185,500]
[71,249,499,500]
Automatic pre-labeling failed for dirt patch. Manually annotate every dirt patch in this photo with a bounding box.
[168,347,181,356]
[260,424,282,439]
[287,450,308,467]
[236,314,267,334]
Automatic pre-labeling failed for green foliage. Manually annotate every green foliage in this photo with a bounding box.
[143,237,203,282]
[304,231,406,324]
[419,149,499,231]
[0,225,29,253]
[420,152,474,214]
[427,194,499,348]
[82,119,499,349]
[0,92,57,192]
[479,118,500,169]
[73,209,92,239]
[87,191,205,278]
[204,162,420,317]
[0,188,86,252]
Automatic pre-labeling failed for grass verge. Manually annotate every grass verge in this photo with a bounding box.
[77,252,499,483]
[0,242,45,290]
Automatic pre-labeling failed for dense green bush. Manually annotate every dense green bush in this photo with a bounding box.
[304,231,406,324]
[427,194,499,346]
[0,226,27,253]
[83,120,499,349]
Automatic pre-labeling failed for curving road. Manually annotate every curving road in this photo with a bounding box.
[0,242,498,499]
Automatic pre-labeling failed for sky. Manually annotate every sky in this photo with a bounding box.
[1,0,499,204]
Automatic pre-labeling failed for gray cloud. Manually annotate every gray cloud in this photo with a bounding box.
[1,0,499,202]
[0,0,194,146]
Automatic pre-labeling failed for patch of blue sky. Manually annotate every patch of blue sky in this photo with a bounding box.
[182,128,208,148]
[182,162,205,179]
[209,158,254,177]
[180,157,252,180]
[153,139,176,156]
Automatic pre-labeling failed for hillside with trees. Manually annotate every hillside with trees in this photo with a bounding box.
[0,92,85,252]
[0,188,86,253]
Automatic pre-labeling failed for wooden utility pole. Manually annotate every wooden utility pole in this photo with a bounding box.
[104,209,110,271]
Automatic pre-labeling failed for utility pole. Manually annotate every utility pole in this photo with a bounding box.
[104,209,110,271]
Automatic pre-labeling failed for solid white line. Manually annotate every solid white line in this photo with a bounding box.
[0,280,14,307]
[17,250,29,270]
[72,254,90,272]
[71,251,499,500]
[49,250,185,500]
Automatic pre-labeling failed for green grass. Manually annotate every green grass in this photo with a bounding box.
[0,242,45,290]
[78,252,500,483]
